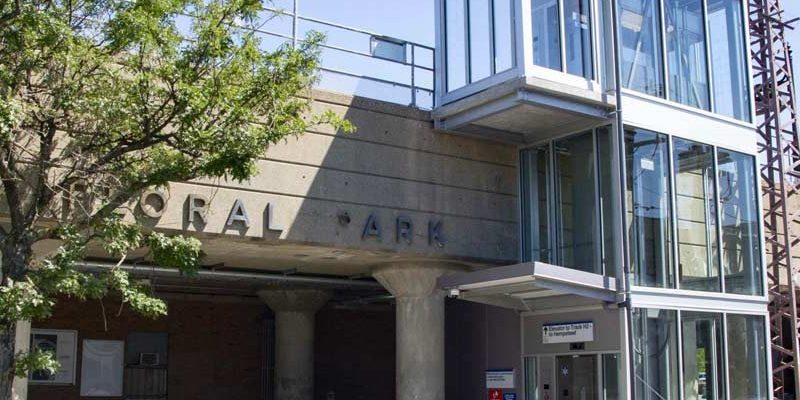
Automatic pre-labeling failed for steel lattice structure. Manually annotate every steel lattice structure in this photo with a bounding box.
[749,0,800,397]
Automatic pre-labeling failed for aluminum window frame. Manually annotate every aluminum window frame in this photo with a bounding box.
[630,307,772,400]
[519,126,615,276]
[440,0,520,96]
[618,0,752,120]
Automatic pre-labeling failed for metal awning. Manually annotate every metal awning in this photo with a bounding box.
[437,262,618,311]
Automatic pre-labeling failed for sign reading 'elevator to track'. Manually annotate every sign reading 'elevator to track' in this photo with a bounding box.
[542,321,594,344]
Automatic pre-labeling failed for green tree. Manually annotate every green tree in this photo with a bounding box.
[0,0,350,396]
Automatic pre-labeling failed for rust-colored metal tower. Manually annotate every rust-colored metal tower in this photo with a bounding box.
[749,0,800,397]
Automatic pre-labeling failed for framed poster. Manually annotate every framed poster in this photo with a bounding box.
[29,329,77,385]
[80,340,124,397]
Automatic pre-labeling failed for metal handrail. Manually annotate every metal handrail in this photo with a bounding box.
[258,4,435,109]
[173,5,435,109]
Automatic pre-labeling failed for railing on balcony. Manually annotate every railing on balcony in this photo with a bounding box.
[254,4,436,110]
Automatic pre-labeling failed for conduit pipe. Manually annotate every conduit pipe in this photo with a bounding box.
[76,261,383,289]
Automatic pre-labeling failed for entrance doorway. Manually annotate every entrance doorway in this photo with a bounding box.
[524,353,620,400]
[556,355,596,400]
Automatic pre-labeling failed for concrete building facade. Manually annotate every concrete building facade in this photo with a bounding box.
[21,0,773,399]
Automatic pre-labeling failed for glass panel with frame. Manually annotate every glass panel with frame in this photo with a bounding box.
[602,353,621,400]
[445,0,467,91]
[532,0,563,71]
[632,308,680,400]
[618,0,665,97]
[717,149,762,296]
[521,145,553,263]
[681,311,724,400]
[673,138,720,292]
[597,127,617,277]
[521,128,617,275]
[469,0,492,82]
[707,0,750,121]
[524,356,538,400]
[555,131,600,273]
[626,129,674,288]
[726,314,768,399]
[664,0,710,110]
[563,0,594,78]
[493,0,515,72]
[557,354,597,399]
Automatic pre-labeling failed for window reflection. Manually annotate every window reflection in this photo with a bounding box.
[555,132,600,273]
[445,0,467,91]
[494,0,515,72]
[681,312,724,400]
[727,314,768,399]
[632,308,680,400]
[469,0,492,82]
[665,0,710,109]
[718,149,762,295]
[532,0,563,71]
[708,0,750,120]
[619,0,665,97]
[626,129,674,288]
[564,0,594,78]
[673,138,720,292]
[521,145,552,263]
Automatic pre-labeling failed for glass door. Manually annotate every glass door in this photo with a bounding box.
[556,355,597,400]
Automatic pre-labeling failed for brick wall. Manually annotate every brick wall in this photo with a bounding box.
[315,305,395,400]
[29,295,268,400]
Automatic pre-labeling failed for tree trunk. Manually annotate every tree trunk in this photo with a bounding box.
[0,321,17,400]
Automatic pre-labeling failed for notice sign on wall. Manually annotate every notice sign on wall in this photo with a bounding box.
[542,321,594,344]
[486,369,515,389]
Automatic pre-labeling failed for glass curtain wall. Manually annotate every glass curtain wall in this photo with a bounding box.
[626,128,674,288]
[615,0,750,119]
[532,0,594,78]
[521,128,616,275]
[444,0,515,92]
[632,308,680,400]
[673,139,720,292]
[634,308,769,400]
[717,149,762,295]
[664,0,710,109]
[618,0,665,97]
[623,130,762,294]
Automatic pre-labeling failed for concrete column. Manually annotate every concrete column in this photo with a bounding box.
[257,288,331,400]
[13,321,29,400]
[373,263,461,400]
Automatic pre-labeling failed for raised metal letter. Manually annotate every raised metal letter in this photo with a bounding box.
[396,216,413,244]
[187,194,209,224]
[362,214,382,241]
[139,190,167,218]
[428,220,445,247]
[226,199,250,228]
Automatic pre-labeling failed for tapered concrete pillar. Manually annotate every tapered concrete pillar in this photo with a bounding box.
[373,263,461,400]
[257,288,331,400]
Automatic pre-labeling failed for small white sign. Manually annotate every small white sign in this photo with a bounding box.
[542,321,594,344]
[486,369,515,389]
